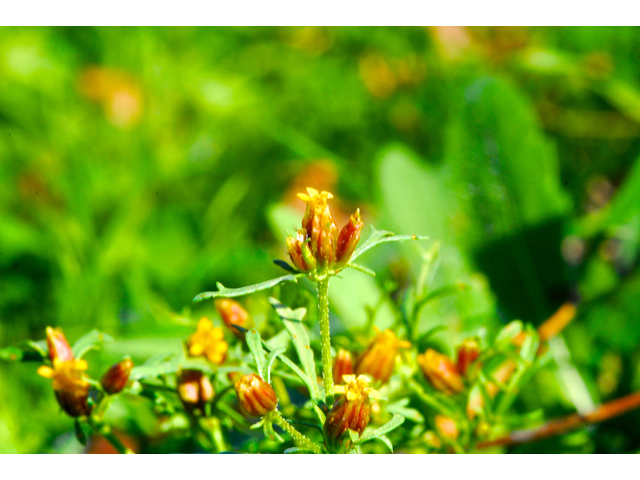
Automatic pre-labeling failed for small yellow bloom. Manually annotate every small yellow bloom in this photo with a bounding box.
[187,317,228,364]
[333,374,380,402]
[38,358,91,417]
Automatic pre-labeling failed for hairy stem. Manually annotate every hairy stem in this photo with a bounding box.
[272,410,323,454]
[317,276,334,405]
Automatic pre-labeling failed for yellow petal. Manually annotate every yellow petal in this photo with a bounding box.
[306,187,319,197]
[341,374,356,384]
[37,366,54,378]
[334,385,346,394]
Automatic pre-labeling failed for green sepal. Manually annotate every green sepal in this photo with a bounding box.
[495,320,524,346]
[349,226,428,263]
[192,274,305,302]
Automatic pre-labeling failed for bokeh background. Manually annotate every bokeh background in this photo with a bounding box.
[1,26,640,453]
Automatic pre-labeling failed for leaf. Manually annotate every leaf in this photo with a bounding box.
[265,347,285,384]
[345,262,376,277]
[246,329,268,379]
[269,298,320,400]
[0,340,47,363]
[386,399,424,423]
[375,434,394,453]
[72,330,114,359]
[273,259,298,274]
[192,274,305,302]
[349,225,428,263]
[130,357,213,381]
[359,414,405,442]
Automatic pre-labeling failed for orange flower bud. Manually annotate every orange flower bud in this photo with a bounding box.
[335,209,363,267]
[187,317,228,365]
[177,369,215,415]
[435,415,459,441]
[356,327,411,384]
[538,301,577,342]
[333,349,354,385]
[288,188,364,273]
[417,349,464,395]
[234,373,278,417]
[101,358,134,394]
[486,359,517,398]
[456,339,480,377]
[45,326,74,363]
[215,299,252,337]
[324,375,379,450]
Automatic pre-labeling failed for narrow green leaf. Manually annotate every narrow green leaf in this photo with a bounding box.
[345,262,376,277]
[269,298,319,400]
[265,347,286,384]
[130,358,214,381]
[246,329,268,379]
[350,226,428,262]
[72,330,114,359]
[192,274,305,302]
[376,434,394,453]
[386,399,424,423]
[359,414,405,442]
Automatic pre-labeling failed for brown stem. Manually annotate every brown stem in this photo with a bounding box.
[476,391,640,449]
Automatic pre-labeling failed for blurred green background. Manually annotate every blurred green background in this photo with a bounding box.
[1,26,640,453]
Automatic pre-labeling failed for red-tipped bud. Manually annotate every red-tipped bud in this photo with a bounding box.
[356,328,411,384]
[286,229,318,272]
[333,349,354,385]
[456,339,480,377]
[215,299,253,337]
[177,369,215,415]
[101,358,134,394]
[324,375,379,450]
[234,373,278,417]
[435,415,459,441]
[335,209,364,267]
[45,326,74,363]
[417,349,464,395]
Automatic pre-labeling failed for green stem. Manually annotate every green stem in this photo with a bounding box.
[271,411,323,454]
[206,417,228,453]
[317,276,334,405]
[97,422,134,454]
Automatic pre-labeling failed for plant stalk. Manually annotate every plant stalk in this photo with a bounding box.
[98,423,135,454]
[317,276,334,405]
[272,410,323,454]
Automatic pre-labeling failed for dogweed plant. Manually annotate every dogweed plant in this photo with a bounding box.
[3,187,640,454]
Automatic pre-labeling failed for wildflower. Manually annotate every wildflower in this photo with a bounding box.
[286,188,363,273]
[324,375,379,449]
[37,327,91,417]
[38,358,91,417]
[234,373,278,417]
[456,339,480,377]
[177,369,215,415]
[417,349,464,395]
[101,358,134,394]
[356,327,411,384]
[186,317,228,364]
[215,298,252,337]
[333,349,354,385]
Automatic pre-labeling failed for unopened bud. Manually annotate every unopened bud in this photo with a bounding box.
[177,369,214,415]
[234,373,278,417]
[486,360,517,398]
[38,354,91,418]
[456,339,480,377]
[435,415,459,441]
[356,328,411,384]
[101,358,134,394]
[45,326,74,362]
[215,299,252,337]
[333,349,354,385]
[335,209,364,267]
[324,375,379,450]
[417,349,464,394]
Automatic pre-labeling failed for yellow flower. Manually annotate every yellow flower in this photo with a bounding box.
[356,327,411,384]
[287,187,363,273]
[187,317,228,364]
[325,375,379,449]
[38,358,91,417]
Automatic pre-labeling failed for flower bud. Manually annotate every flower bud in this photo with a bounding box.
[335,209,364,267]
[287,228,317,273]
[435,415,459,441]
[45,326,74,363]
[486,359,517,397]
[356,327,411,384]
[333,349,354,385]
[101,358,134,394]
[215,299,252,337]
[456,339,480,377]
[324,375,379,450]
[234,373,278,417]
[417,349,464,395]
[177,369,215,415]
[187,317,228,365]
